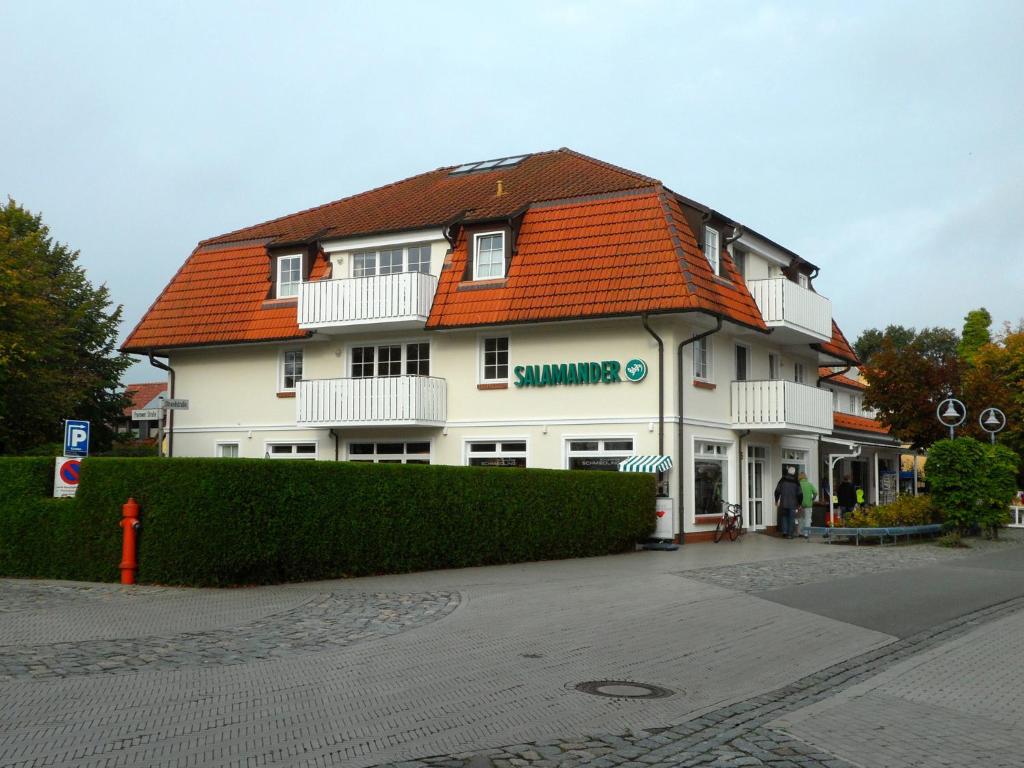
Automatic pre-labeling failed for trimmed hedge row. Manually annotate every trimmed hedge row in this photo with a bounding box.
[2,457,655,586]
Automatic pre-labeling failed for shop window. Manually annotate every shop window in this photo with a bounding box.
[694,441,730,516]
[348,441,431,464]
[280,349,303,391]
[266,442,317,460]
[782,448,808,479]
[703,226,720,276]
[567,438,635,471]
[467,440,526,468]
[277,254,302,298]
[473,232,505,280]
[481,337,509,381]
[216,442,239,458]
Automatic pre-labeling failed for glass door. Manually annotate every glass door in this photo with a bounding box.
[746,446,767,530]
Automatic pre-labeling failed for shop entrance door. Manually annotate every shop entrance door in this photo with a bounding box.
[746,446,767,530]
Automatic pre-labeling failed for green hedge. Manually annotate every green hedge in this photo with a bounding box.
[2,457,655,586]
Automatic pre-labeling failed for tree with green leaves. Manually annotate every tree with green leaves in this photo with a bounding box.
[958,307,992,365]
[853,324,917,365]
[927,437,1018,536]
[0,198,131,454]
[963,327,1024,482]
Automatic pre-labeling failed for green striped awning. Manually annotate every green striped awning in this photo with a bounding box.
[618,455,673,473]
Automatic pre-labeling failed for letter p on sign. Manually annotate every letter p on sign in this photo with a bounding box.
[64,420,91,457]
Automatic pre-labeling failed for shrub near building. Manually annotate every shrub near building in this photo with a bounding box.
[926,437,1019,536]
[1,457,655,586]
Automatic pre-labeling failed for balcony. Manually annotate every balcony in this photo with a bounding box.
[746,278,831,343]
[731,380,833,434]
[297,272,438,333]
[297,376,447,427]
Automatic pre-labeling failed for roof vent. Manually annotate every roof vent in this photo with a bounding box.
[449,154,529,176]
[496,180,505,197]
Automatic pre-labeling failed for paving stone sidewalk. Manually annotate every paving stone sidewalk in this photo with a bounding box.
[0,590,459,681]
[676,536,1020,593]
[373,593,1024,768]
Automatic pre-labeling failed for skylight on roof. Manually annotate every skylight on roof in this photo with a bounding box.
[449,154,529,175]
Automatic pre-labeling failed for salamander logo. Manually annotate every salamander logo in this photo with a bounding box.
[625,358,648,383]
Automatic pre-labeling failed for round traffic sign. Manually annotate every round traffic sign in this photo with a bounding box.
[936,398,967,427]
[979,407,1007,434]
[59,459,82,485]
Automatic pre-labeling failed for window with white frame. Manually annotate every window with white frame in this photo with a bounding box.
[693,337,711,380]
[266,442,317,459]
[466,440,527,468]
[566,438,634,472]
[782,448,808,480]
[473,232,505,280]
[351,244,431,277]
[735,344,749,382]
[769,353,781,381]
[694,441,730,516]
[281,349,303,390]
[351,343,430,378]
[216,442,239,458]
[277,254,302,298]
[481,337,509,381]
[703,226,720,276]
[793,362,805,384]
[348,441,430,464]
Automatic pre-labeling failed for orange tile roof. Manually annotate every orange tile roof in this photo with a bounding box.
[813,321,860,366]
[122,382,167,416]
[122,244,331,352]
[202,149,655,247]
[426,190,768,330]
[818,367,866,390]
[833,412,891,434]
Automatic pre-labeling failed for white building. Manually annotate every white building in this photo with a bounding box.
[125,149,894,541]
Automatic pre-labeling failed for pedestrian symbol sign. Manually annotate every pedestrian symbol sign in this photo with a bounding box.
[64,420,90,457]
[54,457,82,498]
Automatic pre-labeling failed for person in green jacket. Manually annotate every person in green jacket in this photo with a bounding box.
[798,472,816,538]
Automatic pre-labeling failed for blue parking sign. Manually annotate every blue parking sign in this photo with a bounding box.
[64,420,90,457]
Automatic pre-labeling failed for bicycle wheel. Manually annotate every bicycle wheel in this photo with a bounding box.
[728,517,742,541]
[713,518,726,543]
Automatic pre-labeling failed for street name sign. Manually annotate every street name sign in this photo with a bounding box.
[163,398,189,410]
[132,408,163,421]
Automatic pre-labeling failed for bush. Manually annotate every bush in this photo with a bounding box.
[2,457,655,586]
[841,494,940,528]
[927,438,1019,535]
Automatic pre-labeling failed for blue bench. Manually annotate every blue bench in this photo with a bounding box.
[805,524,943,545]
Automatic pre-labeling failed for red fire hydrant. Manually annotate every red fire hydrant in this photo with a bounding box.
[120,498,140,585]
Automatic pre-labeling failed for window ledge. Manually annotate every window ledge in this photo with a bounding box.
[276,391,296,398]
[693,380,717,390]
[478,382,508,390]
[457,279,508,292]
[263,298,298,308]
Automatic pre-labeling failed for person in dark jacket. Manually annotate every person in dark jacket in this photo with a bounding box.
[837,476,857,519]
[774,466,802,539]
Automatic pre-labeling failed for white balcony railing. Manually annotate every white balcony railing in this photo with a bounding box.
[746,278,831,342]
[731,380,833,433]
[297,272,438,331]
[297,376,447,427]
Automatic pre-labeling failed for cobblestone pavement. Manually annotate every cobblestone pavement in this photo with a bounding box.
[373,595,1024,768]
[675,536,1020,593]
[0,590,458,680]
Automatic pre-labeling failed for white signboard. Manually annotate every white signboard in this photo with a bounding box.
[654,497,674,540]
[53,457,82,498]
[163,398,189,410]
[132,408,163,421]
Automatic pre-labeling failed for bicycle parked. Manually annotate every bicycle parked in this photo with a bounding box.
[713,501,745,542]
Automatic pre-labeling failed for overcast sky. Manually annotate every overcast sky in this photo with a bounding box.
[3,1,1022,383]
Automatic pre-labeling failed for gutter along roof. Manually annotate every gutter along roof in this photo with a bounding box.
[121,148,845,352]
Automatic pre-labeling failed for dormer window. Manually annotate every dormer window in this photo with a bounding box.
[703,226,720,276]
[277,254,302,298]
[797,272,809,288]
[473,231,506,280]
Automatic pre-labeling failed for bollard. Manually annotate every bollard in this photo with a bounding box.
[119,497,140,585]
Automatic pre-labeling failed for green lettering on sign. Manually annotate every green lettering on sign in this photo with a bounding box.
[508,358,648,388]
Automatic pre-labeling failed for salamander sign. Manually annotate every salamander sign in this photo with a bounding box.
[513,359,647,388]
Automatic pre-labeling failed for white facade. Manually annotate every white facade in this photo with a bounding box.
[163,226,851,540]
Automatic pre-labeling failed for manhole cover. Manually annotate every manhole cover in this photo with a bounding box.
[574,680,674,699]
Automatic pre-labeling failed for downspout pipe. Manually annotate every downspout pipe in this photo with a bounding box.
[676,317,724,545]
[147,351,175,458]
[641,315,664,456]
